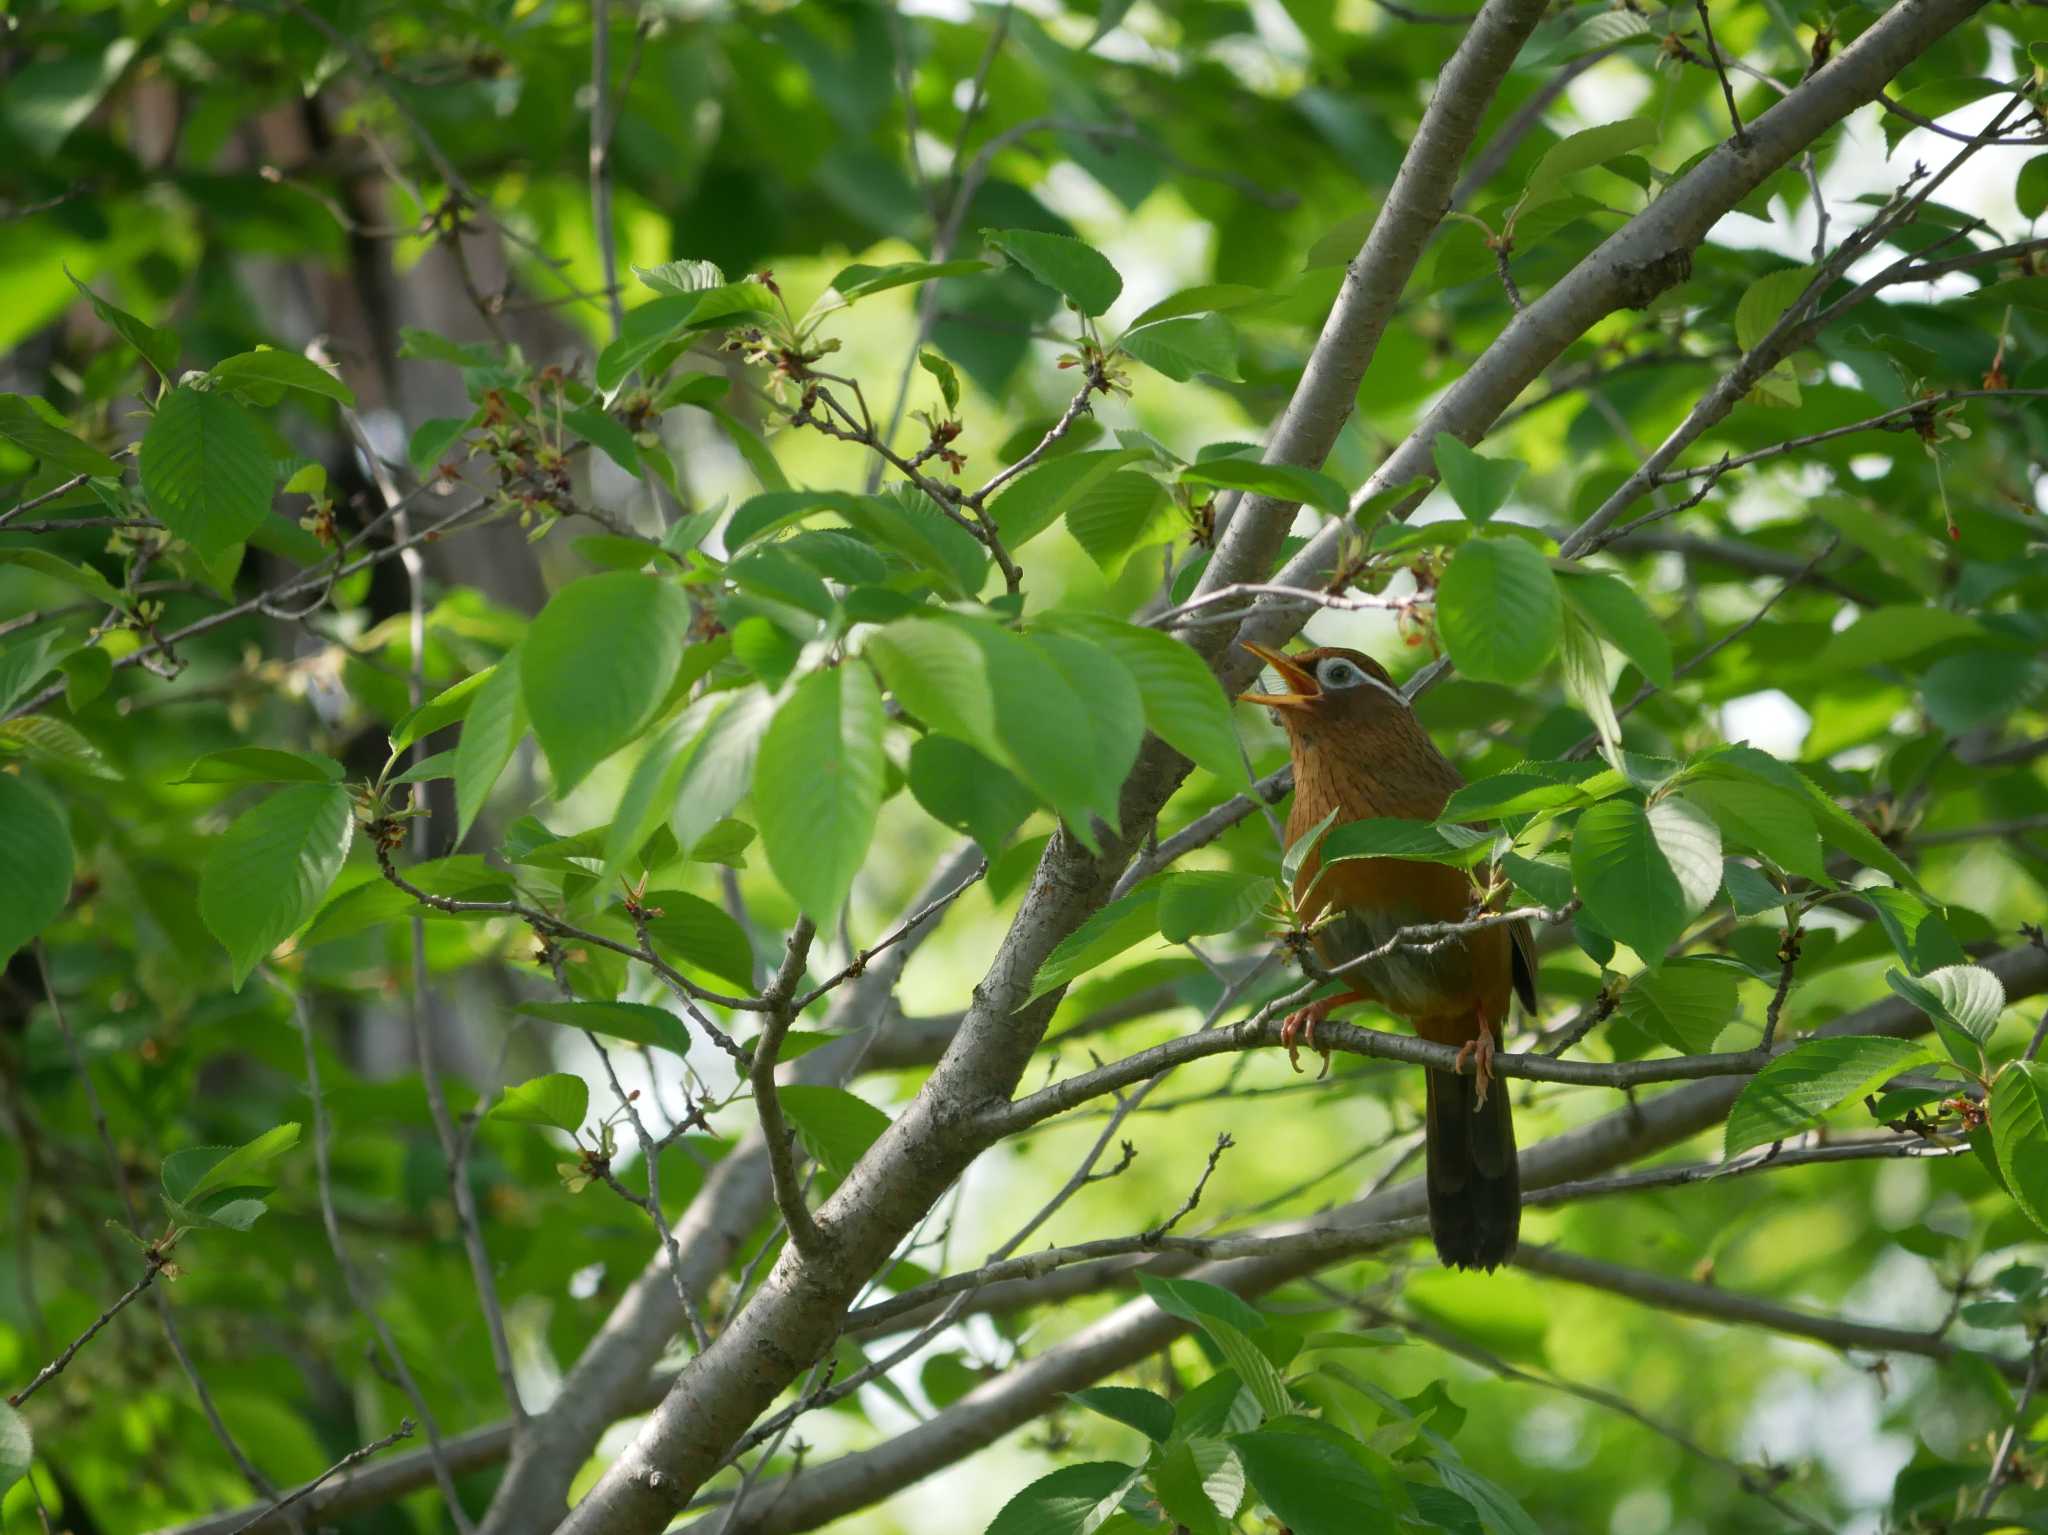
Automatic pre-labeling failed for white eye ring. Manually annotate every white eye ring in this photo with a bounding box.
[1318,658,1366,689]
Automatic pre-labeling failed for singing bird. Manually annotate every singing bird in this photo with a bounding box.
[1240,642,1536,1271]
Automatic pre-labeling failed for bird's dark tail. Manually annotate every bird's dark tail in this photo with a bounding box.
[1424,1067,1519,1271]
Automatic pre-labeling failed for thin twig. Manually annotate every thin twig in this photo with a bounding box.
[1977,1328,2045,1516]
[227,1423,418,1535]
[1693,0,1749,149]
[7,1258,163,1406]
[755,918,826,1257]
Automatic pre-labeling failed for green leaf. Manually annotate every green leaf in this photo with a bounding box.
[163,1123,301,1207]
[1137,1271,1269,1336]
[1887,963,2006,1067]
[1157,871,1269,942]
[1050,613,1251,788]
[2020,155,2048,222]
[640,889,757,992]
[1232,1419,1393,1532]
[172,747,345,785]
[1681,778,1824,880]
[984,1462,1140,1535]
[1725,1036,1936,1156]
[207,349,355,406]
[301,856,510,945]
[989,450,1147,550]
[0,715,118,779]
[489,1073,589,1133]
[0,548,127,610]
[0,775,72,962]
[563,407,641,476]
[1571,795,1721,962]
[827,258,990,302]
[729,546,834,618]
[778,1084,891,1178]
[596,286,774,391]
[1442,771,1593,821]
[390,667,497,754]
[455,648,528,840]
[139,386,276,558]
[1117,314,1242,382]
[514,999,692,1056]
[1722,859,1785,916]
[1733,264,1816,351]
[523,573,693,794]
[1432,434,1524,524]
[0,1400,29,1495]
[1177,457,1349,518]
[757,663,886,920]
[982,229,1123,316]
[635,258,726,295]
[1922,651,2042,736]
[1026,888,1163,1003]
[919,349,961,411]
[1524,117,1657,204]
[668,690,776,858]
[66,270,179,380]
[1321,818,1492,867]
[1067,472,1169,573]
[1560,611,1622,769]
[1990,1061,2048,1236]
[409,416,472,473]
[60,646,113,711]
[0,393,120,477]
[1503,850,1573,908]
[1813,606,1983,671]
[199,784,354,987]
[1437,537,1562,685]
[838,488,987,598]
[1069,1387,1175,1442]
[1557,570,1672,687]
[908,735,1034,854]
[1618,959,1738,1053]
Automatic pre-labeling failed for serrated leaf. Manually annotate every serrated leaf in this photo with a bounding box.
[778,1084,891,1178]
[140,386,276,558]
[1525,117,1658,205]
[1558,570,1672,687]
[1433,434,1524,524]
[0,715,117,779]
[989,450,1147,550]
[1232,1420,1394,1532]
[1618,959,1738,1053]
[919,348,961,411]
[1026,888,1163,1003]
[1051,613,1250,788]
[1725,1036,1936,1156]
[1177,456,1349,518]
[489,1073,589,1133]
[1991,1061,2048,1236]
[1117,313,1242,382]
[982,229,1123,315]
[0,775,72,963]
[985,1462,1140,1535]
[639,889,756,992]
[514,999,692,1055]
[523,573,693,793]
[1322,818,1492,867]
[1069,1386,1175,1442]
[207,348,355,406]
[1572,795,1720,962]
[756,663,886,920]
[0,1401,29,1494]
[0,393,121,477]
[390,667,496,755]
[455,648,527,840]
[1681,777,1824,880]
[1437,537,1561,685]
[172,747,345,785]
[1157,871,1269,942]
[1561,611,1622,769]
[198,784,354,987]
[66,270,179,379]
[907,735,1034,854]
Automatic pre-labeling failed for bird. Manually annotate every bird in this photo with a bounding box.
[1238,641,1536,1271]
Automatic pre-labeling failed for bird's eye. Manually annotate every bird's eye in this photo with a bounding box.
[1318,659,1365,689]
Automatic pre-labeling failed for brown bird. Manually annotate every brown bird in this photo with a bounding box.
[1239,642,1535,1271]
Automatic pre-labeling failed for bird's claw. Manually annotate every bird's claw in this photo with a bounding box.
[1455,1029,1498,1108]
[1280,1002,1334,1080]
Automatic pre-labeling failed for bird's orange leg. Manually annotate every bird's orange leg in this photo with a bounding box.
[1281,989,1368,1078]
[1453,1014,1500,1108]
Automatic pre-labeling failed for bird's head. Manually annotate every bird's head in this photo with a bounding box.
[1237,642,1412,737]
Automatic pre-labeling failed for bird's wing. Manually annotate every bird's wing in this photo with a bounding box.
[1509,919,1538,1015]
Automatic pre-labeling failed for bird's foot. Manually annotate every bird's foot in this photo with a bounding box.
[1455,1029,1498,1108]
[1280,1000,1335,1079]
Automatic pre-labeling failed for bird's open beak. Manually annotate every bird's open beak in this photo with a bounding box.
[1238,642,1318,711]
